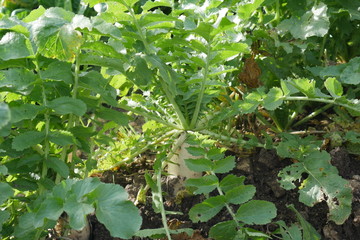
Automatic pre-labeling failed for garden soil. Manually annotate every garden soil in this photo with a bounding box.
[86,147,360,240]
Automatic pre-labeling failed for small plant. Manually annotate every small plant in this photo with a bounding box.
[184,143,276,240]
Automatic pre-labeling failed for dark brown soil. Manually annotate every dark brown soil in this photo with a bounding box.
[89,147,360,240]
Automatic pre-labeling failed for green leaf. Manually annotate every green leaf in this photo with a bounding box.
[344,131,360,144]
[142,0,172,11]
[340,57,360,85]
[219,175,245,193]
[10,104,44,123]
[30,8,82,62]
[193,22,214,43]
[88,183,142,239]
[34,197,63,228]
[236,200,277,225]
[278,151,352,224]
[209,220,238,240]
[185,158,212,172]
[64,194,94,230]
[91,17,122,39]
[12,131,46,151]
[126,56,153,87]
[46,157,70,178]
[0,182,14,205]
[189,195,226,222]
[263,87,284,110]
[0,165,7,175]
[136,228,194,238]
[287,204,321,240]
[206,148,224,160]
[0,68,36,95]
[213,156,235,173]
[278,3,329,40]
[13,212,37,239]
[185,175,218,194]
[96,108,129,125]
[276,221,303,240]
[0,210,10,231]
[324,77,343,98]
[42,60,73,84]
[0,102,11,129]
[186,146,206,156]
[48,96,87,116]
[225,185,256,205]
[0,32,33,60]
[238,0,264,20]
[49,130,77,146]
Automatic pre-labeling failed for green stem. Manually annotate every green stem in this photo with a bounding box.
[34,55,50,192]
[274,0,280,25]
[293,103,332,127]
[255,112,281,133]
[214,173,241,228]
[121,0,188,129]
[285,96,359,113]
[156,167,172,240]
[55,52,81,184]
[190,44,211,128]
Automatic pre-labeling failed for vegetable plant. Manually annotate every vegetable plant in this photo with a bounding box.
[0,0,359,239]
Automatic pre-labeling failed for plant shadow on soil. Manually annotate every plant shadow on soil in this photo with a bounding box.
[89,147,360,240]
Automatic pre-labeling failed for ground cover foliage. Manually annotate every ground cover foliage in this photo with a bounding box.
[0,0,360,239]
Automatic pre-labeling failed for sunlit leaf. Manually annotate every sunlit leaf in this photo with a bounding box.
[0,32,33,60]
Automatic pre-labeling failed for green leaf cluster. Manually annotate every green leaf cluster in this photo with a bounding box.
[13,178,141,239]
[184,146,276,240]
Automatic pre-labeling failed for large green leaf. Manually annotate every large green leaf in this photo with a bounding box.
[12,131,46,151]
[10,104,44,123]
[263,87,284,110]
[48,96,87,116]
[278,2,329,40]
[49,130,77,146]
[34,197,63,228]
[0,103,11,129]
[278,151,352,224]
[0,32,33,60]
[189,195,226,222]
[0,182,14,205]
[46,157,70,178]
[63,194,94,230]
[0,68,36,95]
[88,183,142,239]
[30,8,82,62]
[41,60,73,84]
[236,200,277,225]
[340,57,360,85]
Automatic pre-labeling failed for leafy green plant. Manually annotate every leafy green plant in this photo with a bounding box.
[184,144,276,240]
[1,0,360,239]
